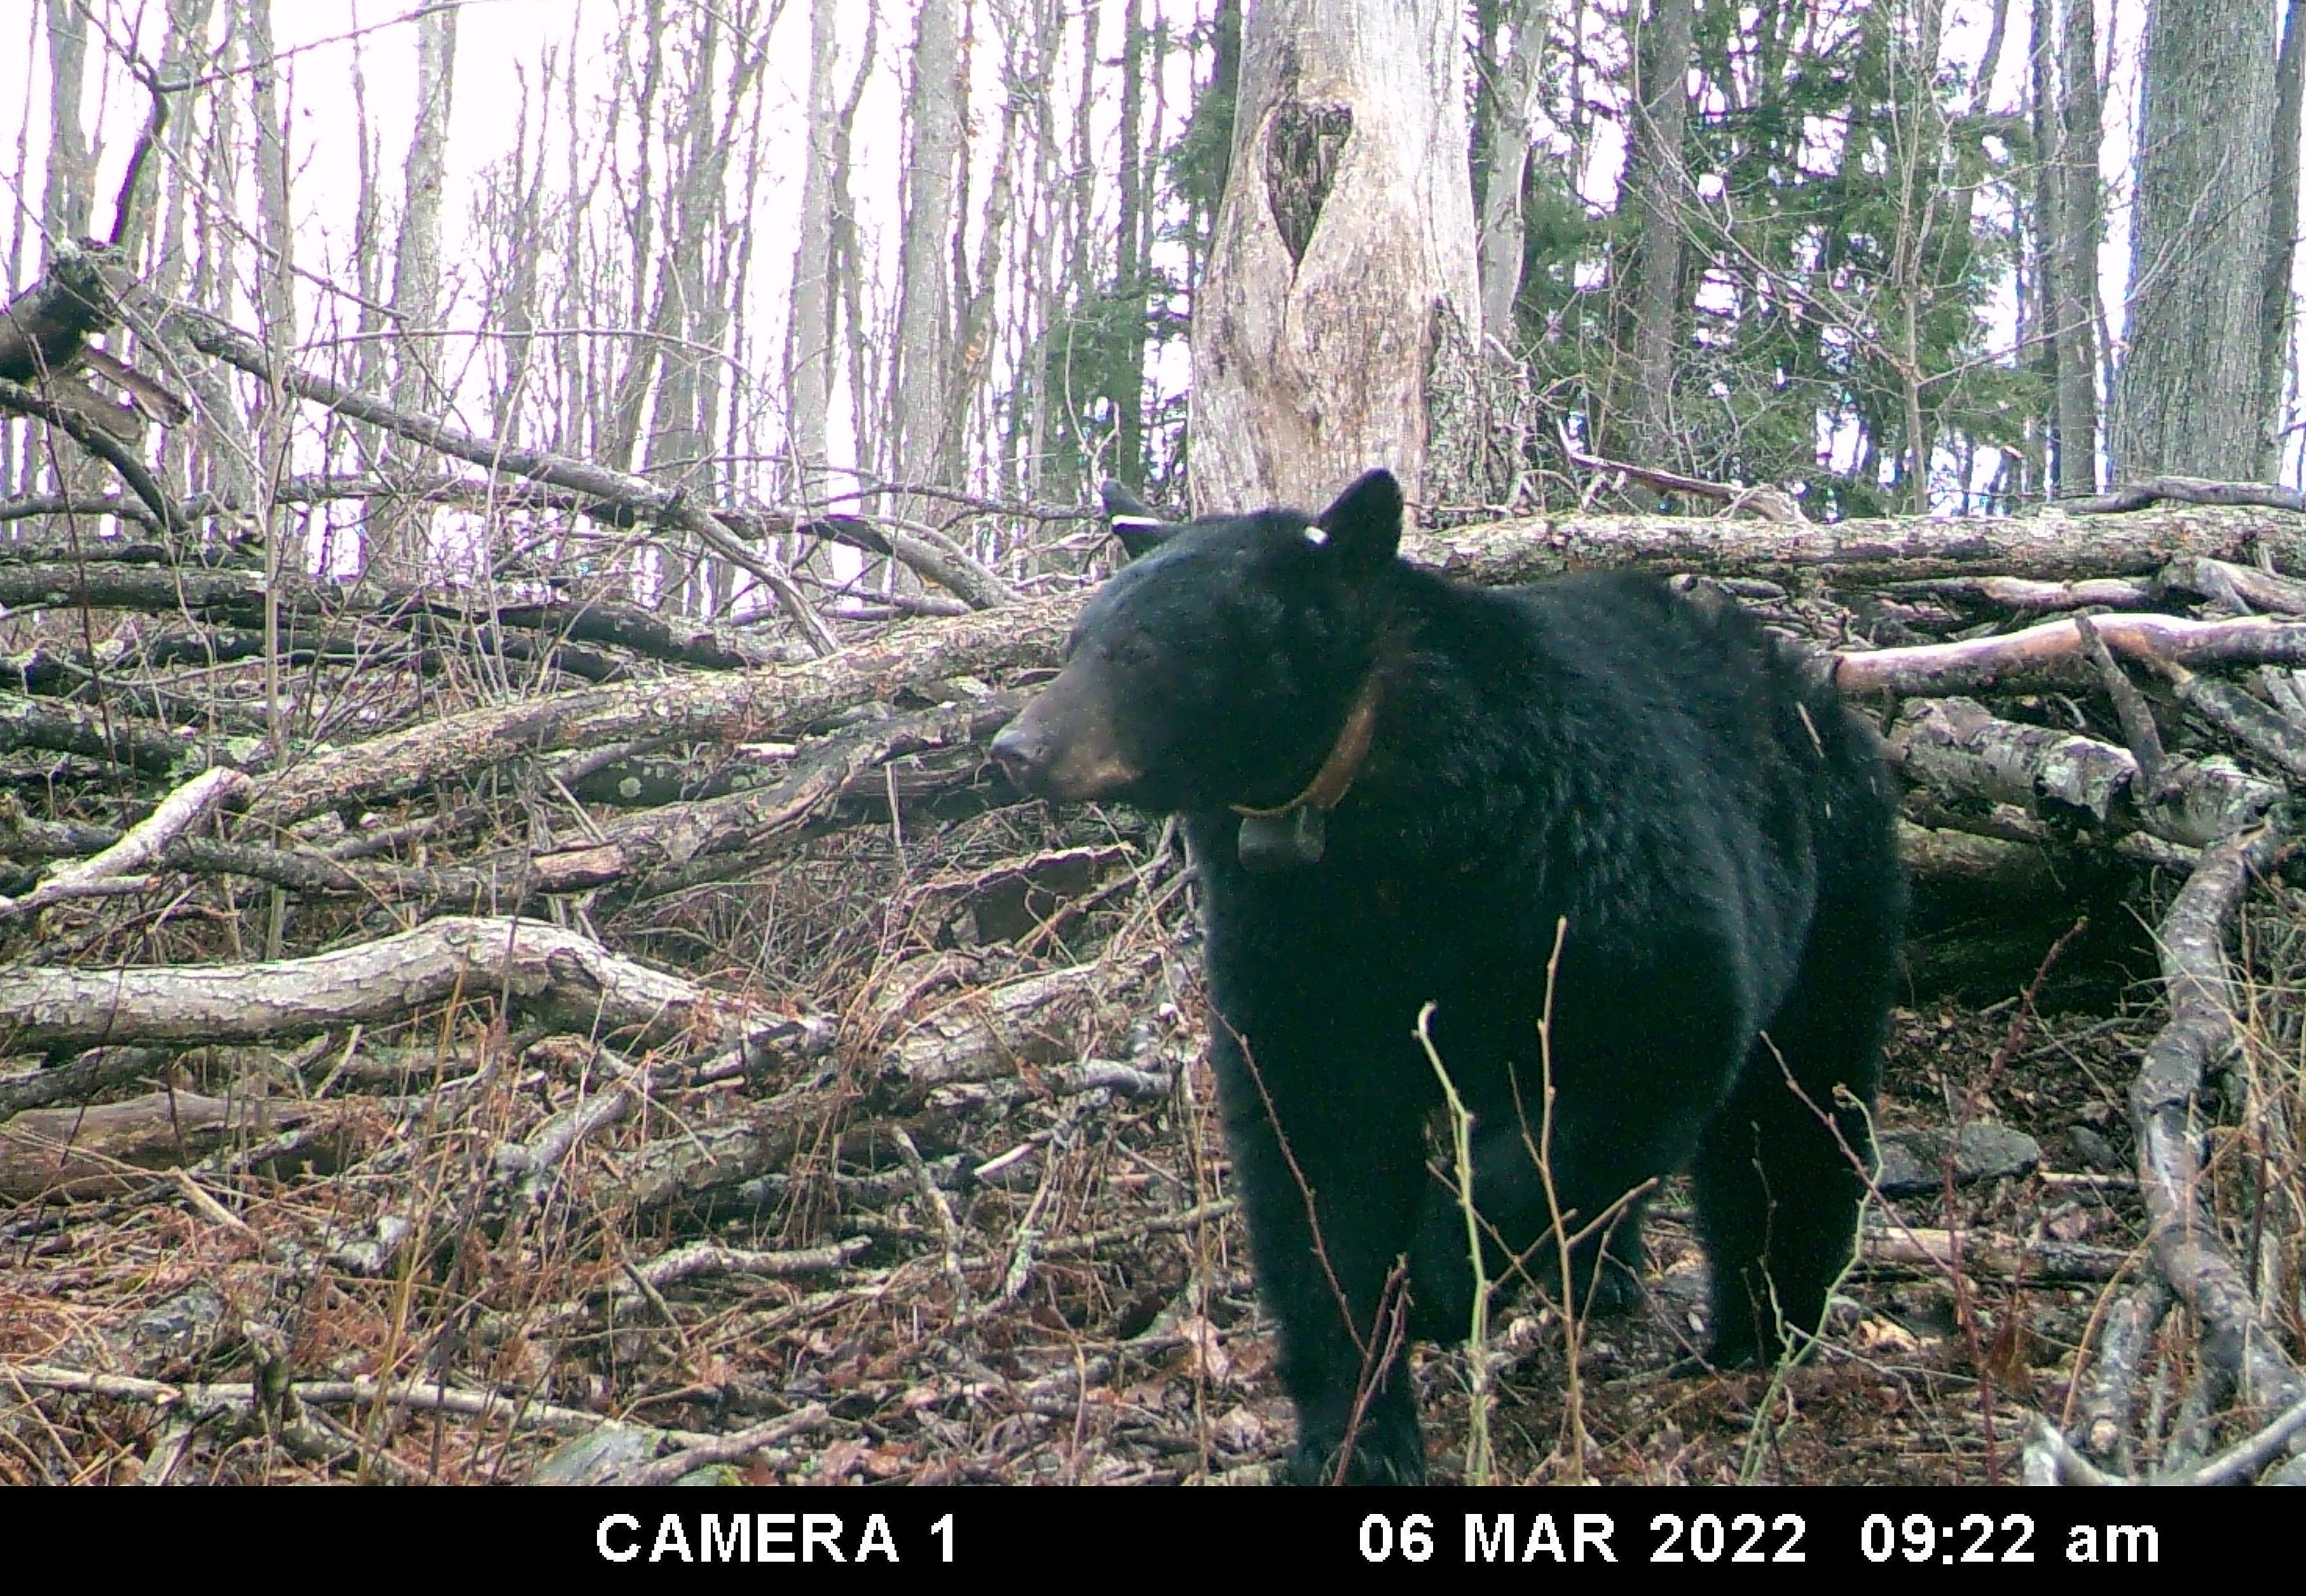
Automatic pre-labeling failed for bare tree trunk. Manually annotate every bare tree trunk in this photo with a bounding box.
[893,0,963,511]
[3,10,34,496]
[640,10,725,507]
[601,2,667,476]
[0,916,743,1054]
[949,13,1020,507]
[2055,0,2103,497]
[786,0,841,511]
[652,12,771,614]
[481,74,547,444]
[1190,0,1480,512]
[1617,0,1694,460]
[2114,0,2278,481]
[999,1,1062,516]
[1111,0,1150,490]
[832,11,879,493]
[1005,0,1066,508]
[936,3,984,496]
[242,0,296,774]
[2021,0,2055,500]
[35,1,97,511]
[700,15,772,615]
[2258,0,2306,480]
[372,3,458,580]
[146,1,251,513]
[1894,0,1949,514]
[1476,0,1547,348]
[40,0,93,248]
[147,0,217,500]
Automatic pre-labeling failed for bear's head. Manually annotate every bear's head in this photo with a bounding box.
[992,469,1403,823]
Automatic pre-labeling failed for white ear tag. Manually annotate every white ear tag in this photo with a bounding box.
[1111,514,1163,533]
[1303,526,1330,546]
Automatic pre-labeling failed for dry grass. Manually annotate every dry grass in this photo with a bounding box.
[10,803,2299,1485]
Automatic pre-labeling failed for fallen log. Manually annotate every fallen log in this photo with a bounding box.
[1836,612,2306,694]
[156,836,627,909]
[159,696,1021,908]
[0,693,189,775]
[0,1045,167,1117]
[1883,574,2160,612]
[0,914,745,1054]
[1895,822,2058,890]
[2127,826,2305,1411]
[875,951,1161,1091]
[4,1361,753,1447]
[2160,554,2306,614]
[2062,475,2306,516]
[2150,658,2306,782]
[242,600,1074,829]
[1860,1225,2131,1282]
[580,691,1022,876]
[0,376,181,533]
[0,1089,320,1199]
[1422,502,2306,586]
[1888,697,2282,848]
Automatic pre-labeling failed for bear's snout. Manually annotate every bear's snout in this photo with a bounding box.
[993,670,1142,801]
[989,717,1052,787]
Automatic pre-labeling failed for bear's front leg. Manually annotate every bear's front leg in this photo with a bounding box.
[1211,1029,1431,1485]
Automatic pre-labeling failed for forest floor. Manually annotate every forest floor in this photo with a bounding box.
[11,778,2291,1490]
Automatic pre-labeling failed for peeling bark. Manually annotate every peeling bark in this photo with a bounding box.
[1888,697,2281,848]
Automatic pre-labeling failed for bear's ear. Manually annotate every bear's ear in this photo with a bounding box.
[1314,469,1404,574]
[1101,479,1174,560]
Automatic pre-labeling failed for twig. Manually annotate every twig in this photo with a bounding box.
[616,1405,834,1487]
[2020,1412,2122,1485]
[1561,439,1808,523]
[0,767,251,921]
[2063,475,2306,515]
[6,1365,624,1437]
[1416,1003,1491,1484]
[623,1236,872,1293]
[0,376,182,532]
[1036,1199,1237,1259]
[2166,1387,2306,1486]
[893,1126,973,1326]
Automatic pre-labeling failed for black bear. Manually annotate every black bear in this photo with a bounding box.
[991,470,1904,1484]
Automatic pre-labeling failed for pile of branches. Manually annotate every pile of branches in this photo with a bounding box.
[5,269,2306,1481]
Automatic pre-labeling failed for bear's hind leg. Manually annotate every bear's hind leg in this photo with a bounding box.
[1693,898,1895,1367]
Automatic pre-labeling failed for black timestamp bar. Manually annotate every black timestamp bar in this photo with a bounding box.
[4,1489,2218,1574]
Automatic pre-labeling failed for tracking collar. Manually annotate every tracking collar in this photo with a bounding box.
[1230,672,1382,872]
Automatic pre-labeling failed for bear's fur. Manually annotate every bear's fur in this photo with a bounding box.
[991,470,1904,1484]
